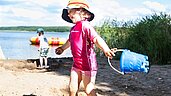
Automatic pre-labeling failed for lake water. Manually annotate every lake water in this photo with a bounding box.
[0,31,72,60]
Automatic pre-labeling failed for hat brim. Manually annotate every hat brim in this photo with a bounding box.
[62,8,94,23]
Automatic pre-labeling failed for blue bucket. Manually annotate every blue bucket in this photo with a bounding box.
[108,49,150,75]
[120,49,150,74]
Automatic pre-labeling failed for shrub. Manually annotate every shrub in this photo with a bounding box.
[96,13,171,65]
[125,13,171,64]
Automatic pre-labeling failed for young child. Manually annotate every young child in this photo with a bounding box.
[37,28,49,69]
[55,0,114,95]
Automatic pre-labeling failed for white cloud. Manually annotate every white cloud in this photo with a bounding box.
[0,0,68,26]
[89,0,123,25]
[89,0,169,25]
[28,0,68,8]
[89,0,148,25]
[0,0,171,26]
[143,1,166,12]
[12,8,45,19]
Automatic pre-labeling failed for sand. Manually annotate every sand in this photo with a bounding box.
[0,57,171,96]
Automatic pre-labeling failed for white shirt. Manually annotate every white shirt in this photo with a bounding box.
[38,35,49,49]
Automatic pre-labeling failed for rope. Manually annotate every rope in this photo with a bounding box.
[108,57,124,75]
[107,48,125,75]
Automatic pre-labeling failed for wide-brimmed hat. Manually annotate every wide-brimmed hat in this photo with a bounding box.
[62,0,94,23]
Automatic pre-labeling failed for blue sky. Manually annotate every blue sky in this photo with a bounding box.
[0,0,171,26]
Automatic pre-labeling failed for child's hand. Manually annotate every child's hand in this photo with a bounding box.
[55,47,64,55]
[111,48,117,53]
[104,49,115,59]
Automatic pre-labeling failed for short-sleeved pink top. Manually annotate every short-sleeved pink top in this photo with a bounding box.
[69,21,98,71]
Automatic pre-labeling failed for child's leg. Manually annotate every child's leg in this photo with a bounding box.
[44,57,48,68]
[82,71,97,96]
[39,57,43,68]
[69,68,82,96]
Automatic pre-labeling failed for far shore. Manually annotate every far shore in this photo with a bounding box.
[0,30,70,33]
[0,26,71,32]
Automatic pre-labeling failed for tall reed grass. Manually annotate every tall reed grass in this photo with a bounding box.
[96,13,171,65]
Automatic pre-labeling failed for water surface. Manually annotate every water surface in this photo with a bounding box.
[0,31,72,59]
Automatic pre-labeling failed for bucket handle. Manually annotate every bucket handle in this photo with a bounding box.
[108,48,125,75]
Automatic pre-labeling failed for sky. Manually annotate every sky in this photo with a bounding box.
[0,0,171,27]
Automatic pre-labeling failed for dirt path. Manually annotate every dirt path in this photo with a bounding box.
[0,58,171,96]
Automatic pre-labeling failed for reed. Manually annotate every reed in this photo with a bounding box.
[96,13,171,65]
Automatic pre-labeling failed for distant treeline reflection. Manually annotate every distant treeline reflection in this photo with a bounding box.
[0,26,71,32]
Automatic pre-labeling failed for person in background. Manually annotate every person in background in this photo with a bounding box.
[37,28,49,69]
[55,0,114,96]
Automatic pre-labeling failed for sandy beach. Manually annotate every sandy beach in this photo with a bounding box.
[0,57,171,96]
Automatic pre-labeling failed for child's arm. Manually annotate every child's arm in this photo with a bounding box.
[93,36,114,59]
[55,39,70,55]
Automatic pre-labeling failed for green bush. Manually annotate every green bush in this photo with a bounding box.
[95,19,133,58]
[96,13,171,65]
[125,13,171,64]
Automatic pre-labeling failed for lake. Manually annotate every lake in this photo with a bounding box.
[0,31,72,60]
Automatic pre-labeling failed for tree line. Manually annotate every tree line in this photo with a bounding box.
[0,26,71,32]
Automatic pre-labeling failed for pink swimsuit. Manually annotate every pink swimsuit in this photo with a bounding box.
[69,21,98,71]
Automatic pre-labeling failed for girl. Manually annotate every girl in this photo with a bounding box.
[56,0,114,95]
